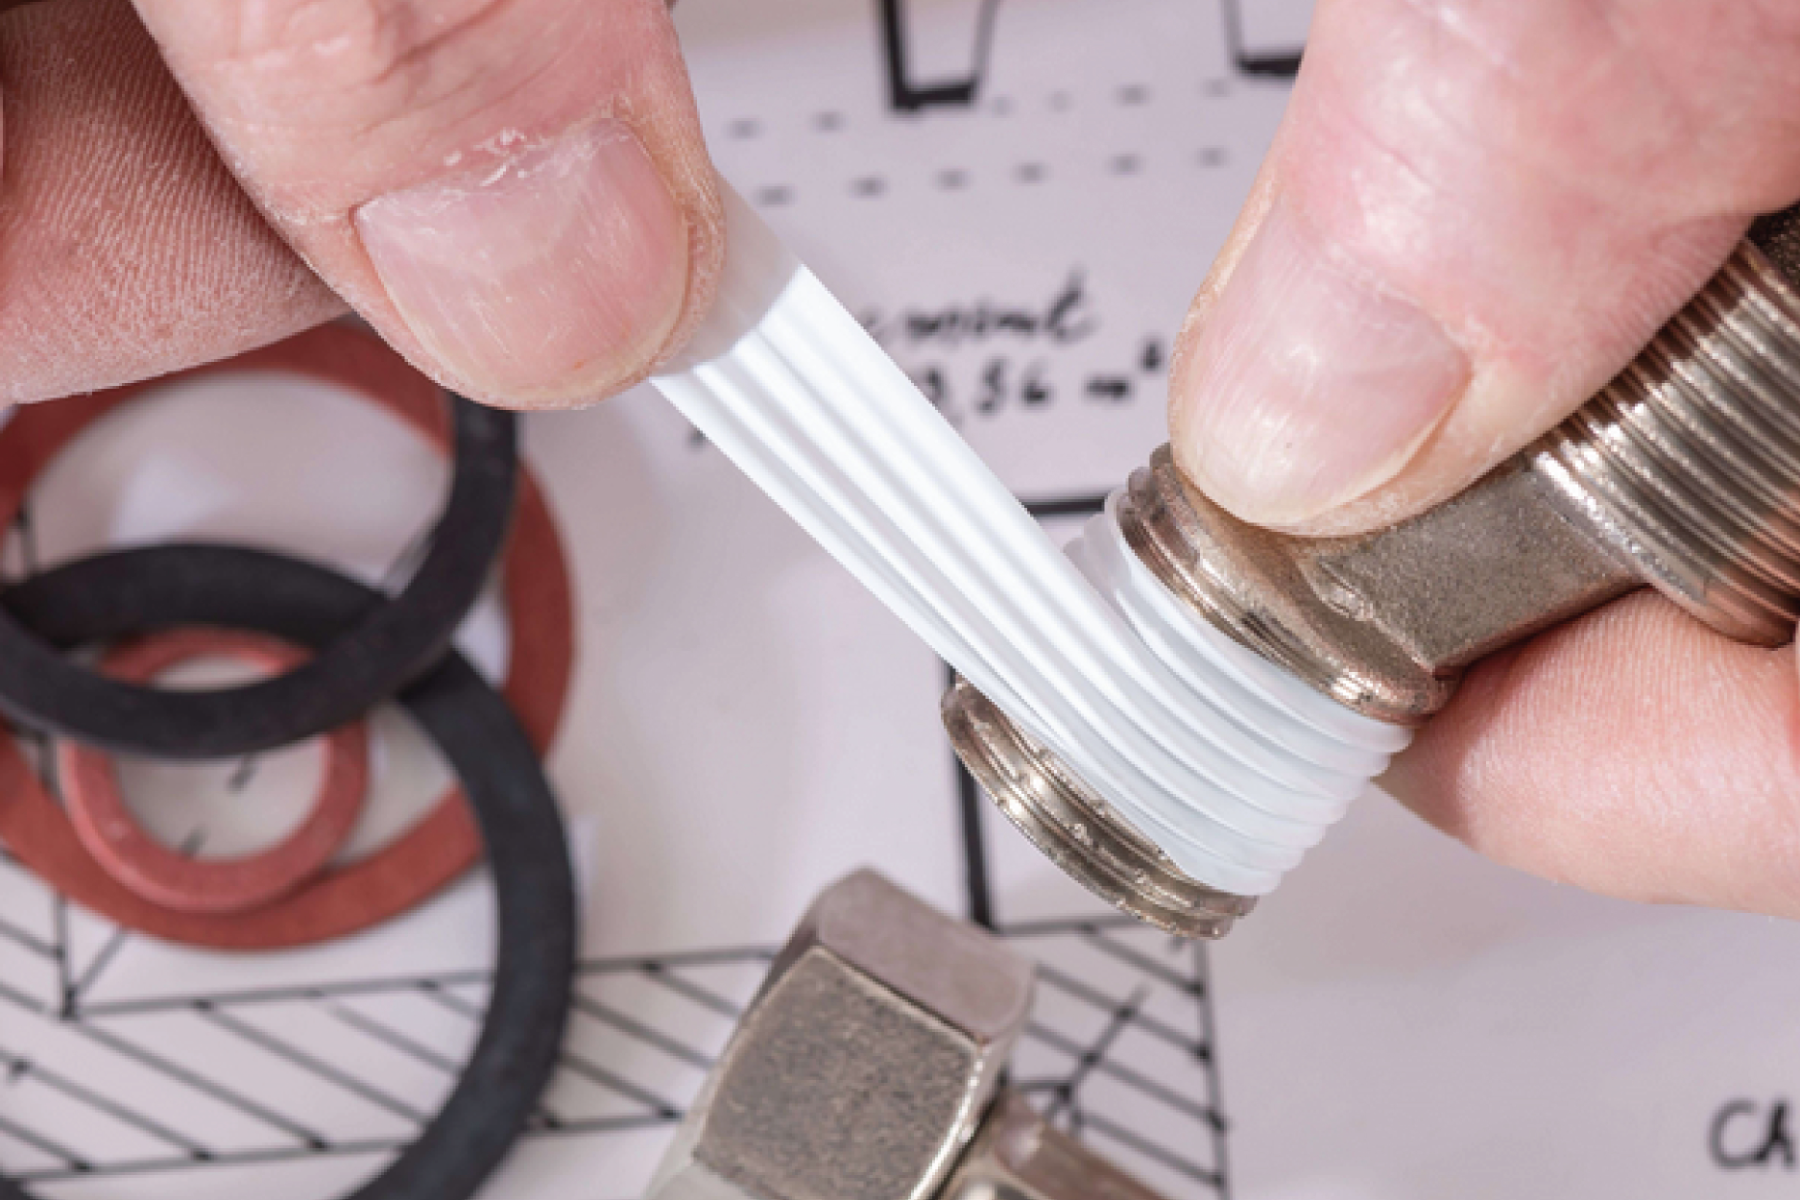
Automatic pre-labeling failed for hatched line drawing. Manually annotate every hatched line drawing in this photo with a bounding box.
[0,0,1318,1171]
[1,849,1231,1197]
[0,409,1234,1200]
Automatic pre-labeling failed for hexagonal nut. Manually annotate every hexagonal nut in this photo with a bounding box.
[647,869,1035,1200]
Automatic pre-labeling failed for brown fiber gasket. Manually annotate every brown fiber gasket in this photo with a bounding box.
[0,324,576,949]
[58,628,371,916]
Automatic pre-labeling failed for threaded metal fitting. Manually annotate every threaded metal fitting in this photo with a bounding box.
[1534,245,1800,643]
[941,676,1256,938]
[946,217,1800,939]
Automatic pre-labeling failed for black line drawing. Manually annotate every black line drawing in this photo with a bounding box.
[878,0,1004,113]
[876,0,1299,117]
[952,701,997,929]
[0,482,1230,1197]
[1220,0,1303,78]
[0,0,1239,1150]
[0,882,1230,1198]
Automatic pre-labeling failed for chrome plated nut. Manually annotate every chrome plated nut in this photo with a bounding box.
[647,869,1034,1200]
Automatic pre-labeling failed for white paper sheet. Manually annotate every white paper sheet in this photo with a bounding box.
[5,2,1800,1198]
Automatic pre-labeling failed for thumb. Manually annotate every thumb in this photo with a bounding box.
[129,0,721,409]
[1170,0,1800,535]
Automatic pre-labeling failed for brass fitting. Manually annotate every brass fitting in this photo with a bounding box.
[945,208,1800,939]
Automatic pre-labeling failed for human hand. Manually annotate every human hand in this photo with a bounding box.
[16,0,1800,918]
[0,0,721,408]
[1167,0,1800,917]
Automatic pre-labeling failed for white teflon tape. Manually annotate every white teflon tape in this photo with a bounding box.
[652,186,1409,896]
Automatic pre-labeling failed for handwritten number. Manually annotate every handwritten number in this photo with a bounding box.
[977,360,1007,414]
[919,366,951,411]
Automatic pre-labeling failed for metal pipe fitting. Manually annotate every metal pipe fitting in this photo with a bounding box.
[945,207,1800,940]
[645,869,1166,1200]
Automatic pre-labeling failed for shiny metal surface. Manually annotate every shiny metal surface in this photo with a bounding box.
[646,870,1171,1200]
[943,1093,1169,1200]
[647,869,1030,1200]
[1534,243,1800,644]
[945,215,1800,940]
[941,676,1254,939]
[1118,448,1644,726]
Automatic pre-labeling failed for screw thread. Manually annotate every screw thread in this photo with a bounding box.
[946,233,1800,939]
[1533,243,1800,644]
[942,676,1255,938]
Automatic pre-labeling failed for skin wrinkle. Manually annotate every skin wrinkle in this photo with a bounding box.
[227,0,521,88]
[125,0,723,407]
[1317,86,1458,272]
[1183,0,1800,539]
[347,111,696,405]
[302,0,539,137]
[1294,64,1513,344]
[1390,594,1800,917]
[203,1,566,186]
[1457,11,1699,207]
[1388,0,1522,82]
[353,112,688,396]
[1314,9,1642,272]
[0,0,341,403]
[6,0,1799,917]
[0,0,720,408]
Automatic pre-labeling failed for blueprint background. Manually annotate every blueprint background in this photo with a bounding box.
[6,2,1800,1197]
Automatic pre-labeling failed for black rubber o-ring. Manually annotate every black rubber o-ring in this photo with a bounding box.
[0,543,574,1200]
[0,394,517,760]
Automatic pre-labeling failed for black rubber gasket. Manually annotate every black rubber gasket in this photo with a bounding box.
[0,395,517,760]
[0,543,574,1200]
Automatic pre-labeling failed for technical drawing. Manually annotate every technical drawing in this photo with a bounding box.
[1220,0,1303,78]
[0,846,1230,1199]
[876,0,1301,115]
[1,0,1306,1184]
[0,478,1231,1200]
[879,0,1003,113]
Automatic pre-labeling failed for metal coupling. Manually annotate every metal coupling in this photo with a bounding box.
[945,207,1800,940]
[646,869,1166,1200]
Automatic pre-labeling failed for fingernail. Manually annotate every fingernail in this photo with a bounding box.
[355,120,688,403]
[1172,200,1469,526]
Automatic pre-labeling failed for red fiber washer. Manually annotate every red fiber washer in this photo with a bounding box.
[58,628,370,915]
[0,324,576,949]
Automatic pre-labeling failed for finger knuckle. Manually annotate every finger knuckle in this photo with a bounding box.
[211,0,510,127]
